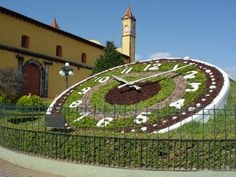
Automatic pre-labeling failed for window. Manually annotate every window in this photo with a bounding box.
[21,35,29,48]
[56,45,62,57]
[81,53,87,63]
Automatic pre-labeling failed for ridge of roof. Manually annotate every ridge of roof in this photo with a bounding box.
[0,6,104,49]
[0,6,130,59]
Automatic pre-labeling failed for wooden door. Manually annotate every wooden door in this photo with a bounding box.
[23,63,40,96]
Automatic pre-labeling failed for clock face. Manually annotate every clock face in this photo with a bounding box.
[47,58,230,133]
[123,26,131,33]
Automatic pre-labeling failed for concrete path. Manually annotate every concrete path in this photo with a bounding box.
[0,158,64,177]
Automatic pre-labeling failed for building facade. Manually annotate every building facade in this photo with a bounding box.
[0,6,136,98]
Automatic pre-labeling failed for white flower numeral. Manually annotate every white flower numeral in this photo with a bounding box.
[185,83,201,92]
[96,117,113,127]
[73,112,90,122]
[95,76,110,83]
[144,63,161,71]
[69,100,82,108]
[169,99,185,109]
[78,87,91,95]
[121,67,133,74]
[134,112,151,124]
[172,64,180,71]
[183,71,198,79]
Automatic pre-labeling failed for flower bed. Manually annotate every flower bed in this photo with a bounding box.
[47,58,229,133]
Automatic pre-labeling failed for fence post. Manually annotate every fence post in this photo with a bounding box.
[93,105,96,136]
[113,104,116,137]
[103,104,106,134]
[234,105,236,170]
[223,105,227,170]
[201,108,205,170]
[134,104,137,138]
[213,105,216,170]
[123,105,126,137]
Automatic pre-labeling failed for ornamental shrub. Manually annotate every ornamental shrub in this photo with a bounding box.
[16,95,43,107]
[0,96,4,104]
[0,95,11,104]
[0,67,24,101]
[71,117,96,128]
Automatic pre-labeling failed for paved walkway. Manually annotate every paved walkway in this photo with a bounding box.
[0,158,64,177]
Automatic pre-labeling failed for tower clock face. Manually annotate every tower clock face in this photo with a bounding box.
[47,58,230,133]
[123,26,131,34]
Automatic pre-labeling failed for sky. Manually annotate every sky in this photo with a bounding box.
[1,0,235,79]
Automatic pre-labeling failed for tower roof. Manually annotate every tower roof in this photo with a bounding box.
[51,18,60,29]
[122,6,136,20]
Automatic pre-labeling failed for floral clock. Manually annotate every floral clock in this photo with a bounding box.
[47,57,230,133]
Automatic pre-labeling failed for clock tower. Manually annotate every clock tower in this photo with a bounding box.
[121,7,136,63]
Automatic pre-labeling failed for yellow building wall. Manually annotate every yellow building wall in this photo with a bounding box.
[0,13,103,67]
[0,12,103,98]
[0,50,18,68]
[0,49,91,98]
[0,9,130,98]
[47,62,92,98]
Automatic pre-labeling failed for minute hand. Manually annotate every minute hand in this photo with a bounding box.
[118,63,193,89]
[113,75,141,90]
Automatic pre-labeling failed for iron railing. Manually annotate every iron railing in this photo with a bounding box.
[0,105,235,170]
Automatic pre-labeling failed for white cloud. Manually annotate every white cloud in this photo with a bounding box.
[148,51,172,58]
[223,67,236,81]
[135,54,142,61]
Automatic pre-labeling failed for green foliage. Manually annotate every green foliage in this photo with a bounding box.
[149,66,208,122]
[226,79,236,108]
[0,127,235,170]
[41,98,54,107]
[107,117,136,129]
[92,41,124,74]
[16,95,43,106]
[0,79,236,170]
[0,96,4,104]
[61,61,234,134]
[149,106,177,123]
[0,67,24,101]
[71,117,96,128]
[0,95,11,104]
[90,77,175,112]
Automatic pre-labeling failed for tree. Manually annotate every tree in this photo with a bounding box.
[92,41,124,74]
[0,67,24,101]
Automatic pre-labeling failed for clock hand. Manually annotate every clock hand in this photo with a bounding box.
[112,75,130,84]
[118,63,193,89]
[133,63,193,83]
[112,75,141,90]
[129,84,141,90]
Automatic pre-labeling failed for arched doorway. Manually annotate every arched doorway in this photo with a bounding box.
[23,63,41,96]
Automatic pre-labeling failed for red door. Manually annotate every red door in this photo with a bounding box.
[24,63,40,96]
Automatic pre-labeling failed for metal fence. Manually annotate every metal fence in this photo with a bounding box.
[0,105,235,170]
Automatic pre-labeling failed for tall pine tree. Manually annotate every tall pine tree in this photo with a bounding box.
[92,41,124,74]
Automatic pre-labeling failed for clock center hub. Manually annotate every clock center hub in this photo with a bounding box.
[105,81,161,105]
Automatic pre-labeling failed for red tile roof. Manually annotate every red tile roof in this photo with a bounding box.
[122,6,136,20]
[51,18,59,29]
